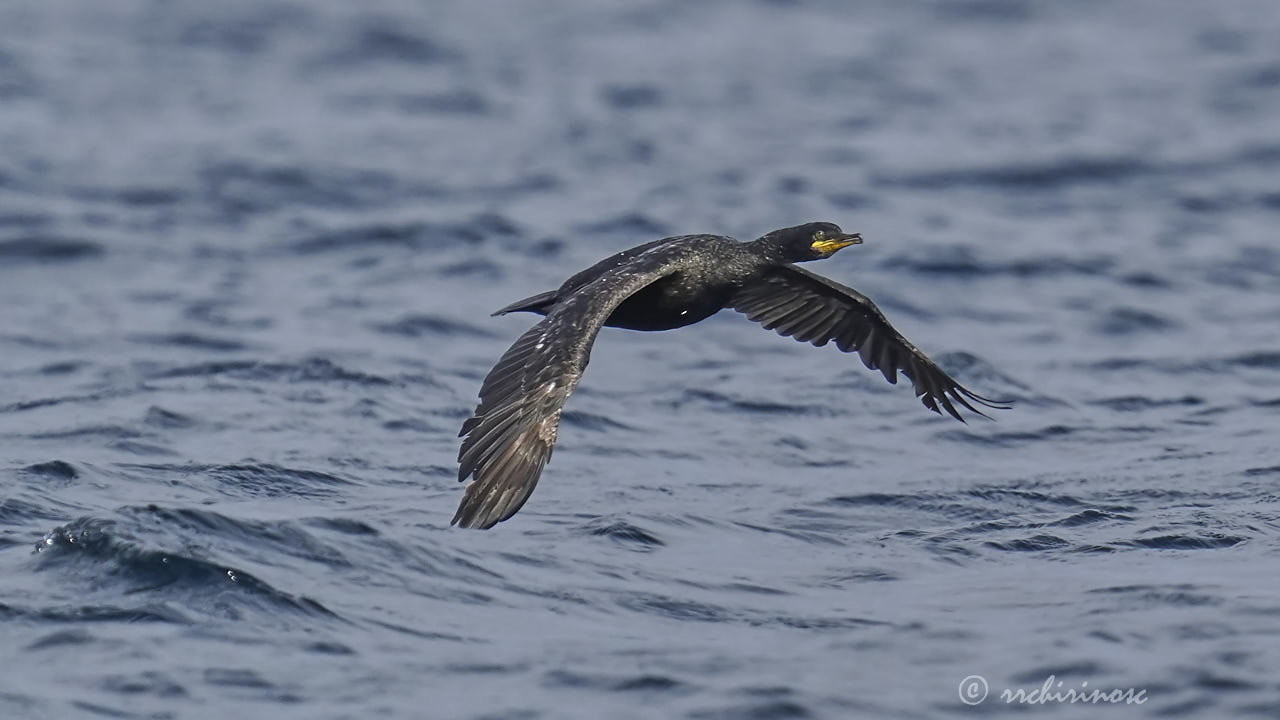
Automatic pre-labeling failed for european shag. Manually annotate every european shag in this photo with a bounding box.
[453,222,1007,529]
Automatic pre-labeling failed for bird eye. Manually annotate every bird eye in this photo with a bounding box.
[812,230,826,242]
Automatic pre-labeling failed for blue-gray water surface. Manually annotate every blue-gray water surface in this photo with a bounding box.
[3,1,1280,718]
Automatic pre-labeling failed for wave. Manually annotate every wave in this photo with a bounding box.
[879,156,1148,190]
[143,356,396,386]
[118,463,354,500]
[285,213,520,254]
[372,313,497,339]
[881,248,1113,278]
[0,236,103,261]
[579,518,666,550]
[35,514,341,622]
[127,332,252,352]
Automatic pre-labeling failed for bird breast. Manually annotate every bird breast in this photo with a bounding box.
[602,270,734,331]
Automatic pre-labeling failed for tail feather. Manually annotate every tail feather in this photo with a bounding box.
[491,290,558,317]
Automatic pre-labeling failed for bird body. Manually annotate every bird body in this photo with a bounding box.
[453,222,1007,529]
[497,234,752,331]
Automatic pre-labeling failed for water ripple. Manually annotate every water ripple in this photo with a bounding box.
[35,516,340,621]
[581,518,666,550]
[879,155,1148,190]
[0,236,104,261]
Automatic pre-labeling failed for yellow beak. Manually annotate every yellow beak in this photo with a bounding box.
[811,233,863,255]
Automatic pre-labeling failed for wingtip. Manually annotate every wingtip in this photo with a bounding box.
[962,390,1014,413]
[450,504,494,529]
[949,383,1012,415]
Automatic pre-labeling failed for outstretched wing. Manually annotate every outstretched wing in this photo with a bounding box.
[729,265,1008,421]
[454,243,697,529]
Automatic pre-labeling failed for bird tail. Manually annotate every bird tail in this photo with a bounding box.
[491,290,558,317]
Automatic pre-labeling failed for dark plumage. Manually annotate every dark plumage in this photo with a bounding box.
[453,222,1008,529]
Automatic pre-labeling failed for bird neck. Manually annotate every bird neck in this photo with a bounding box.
[744,234,792,265]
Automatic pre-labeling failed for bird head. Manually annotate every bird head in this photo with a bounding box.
[761,222,862,262]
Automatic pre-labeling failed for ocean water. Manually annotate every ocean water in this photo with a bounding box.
[3,1,1280,718]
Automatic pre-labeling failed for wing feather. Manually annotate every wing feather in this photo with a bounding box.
[728,265,1009,422]
[453,242,699,528]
